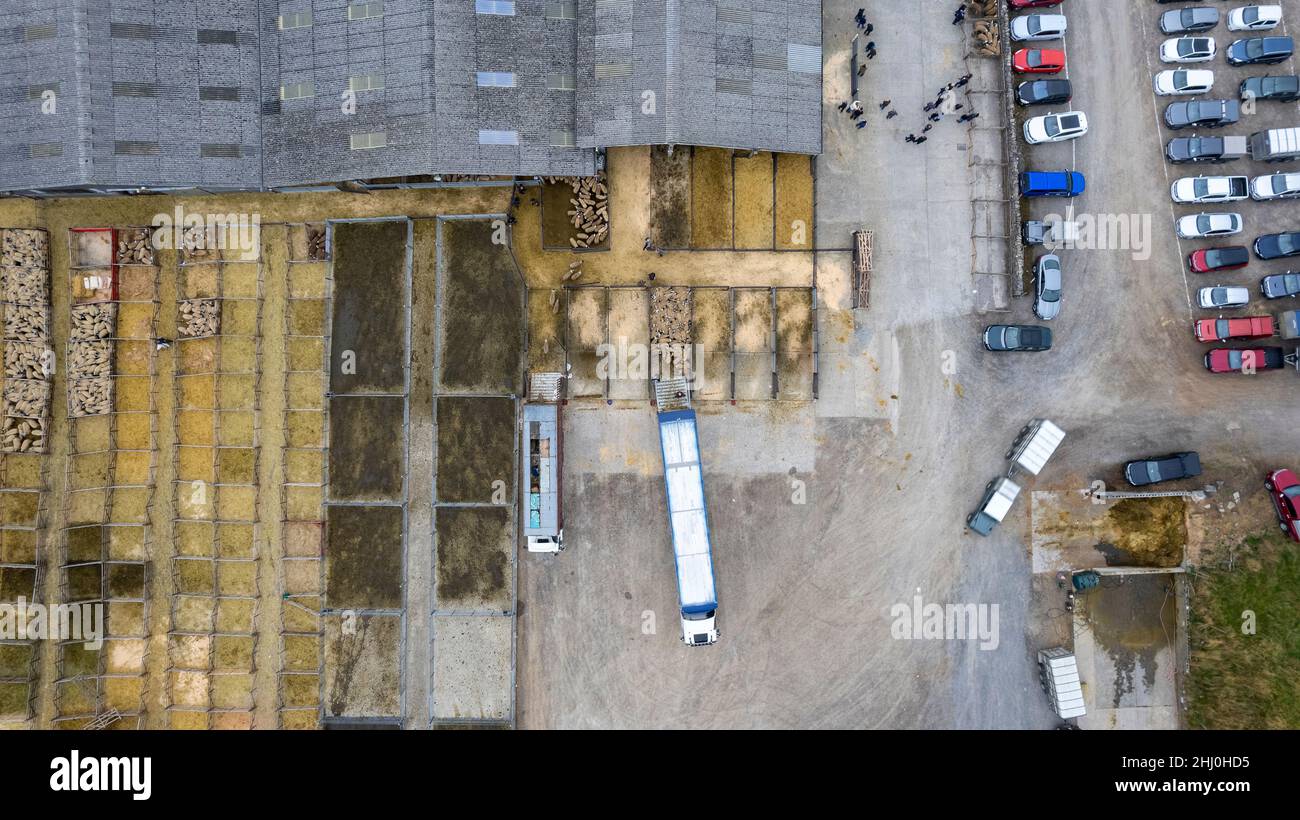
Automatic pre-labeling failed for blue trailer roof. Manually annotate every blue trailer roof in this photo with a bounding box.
[657,410,718,610]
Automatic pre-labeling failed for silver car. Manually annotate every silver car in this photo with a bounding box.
[1034,254,1063,320]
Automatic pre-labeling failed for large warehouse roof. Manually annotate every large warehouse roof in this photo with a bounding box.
[1,0,821,194]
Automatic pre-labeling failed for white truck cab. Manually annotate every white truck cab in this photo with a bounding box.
[681,609,719,646]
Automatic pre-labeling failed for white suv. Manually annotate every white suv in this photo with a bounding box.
[1154,69,1215,95]
[1023,111,1089,144]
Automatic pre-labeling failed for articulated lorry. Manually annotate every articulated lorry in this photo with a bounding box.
[522,402,563,553]
[656,408,719,646]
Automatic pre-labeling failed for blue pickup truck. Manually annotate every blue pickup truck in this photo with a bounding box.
[1019,170,1086,197]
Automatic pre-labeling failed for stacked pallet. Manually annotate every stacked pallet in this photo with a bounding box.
[1,229,53,452]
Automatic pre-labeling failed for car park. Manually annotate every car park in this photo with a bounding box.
[1153,68,1215,95]
[1254,231,1300,259]
[1203,346,1285,372]
[1123,452,1202,486]
[1024,111,1089,144]
[1225,36,1294,66]
[1033,254,1063,320]
[1193,315,1275,342]
[983,325,1053,352]
[1261,271,1300,299]
[1164,99,1239,129]
[1227,5,1283,32]
[1249,173,1300,201]
[1019,170,1086,197]
[1160,6,1220,35]
[1239,74,1300,102]
[1010,14,1068,42]
[1016,79,1072,106]
[1165,135,1249,163]
[1189,245,1250,272]
[1171,175,1248,203]
[1177,212,1243,238]
[1160,36,1217,63]
[1198,285,1251,308]
[1013,48,1066,73]
[1265,468,1300,542]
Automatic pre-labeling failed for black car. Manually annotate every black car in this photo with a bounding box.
[1160,6,1219,34]
[1239,75,1300,103]
[982,324,1052,352]
[1124,452,1202,487]
[1164,99,1239,130]
[1016,79,1072,107]
[1165,136,1239,163]
[1254,232,1300,260]
[1261,271,1300,299]
[1226,36,1294,66]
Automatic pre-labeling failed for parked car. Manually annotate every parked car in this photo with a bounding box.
[1165,135,1249,163]
[1016,79,1072,106]
[1010,0,1064,8]
[1161,6,1220,35]
[1265,468,1300,542]
[1161,36,1217,63]
[1261,271,1300,298]
[1010,14,1068,42]
[1024,111,1088,144]
[1177,212,1243,238]
[1254,231,1300,259]
[1227,5,1283,32]
[1171,175,1248,203]
[982,325,1053,352]
[1239,74,1300,102]
[1193,315,1275,342]
[1154,68,1215,95]
[1198,285,1251,308]
[1123,452,1202,486]
[1022,218,1079,245]
[1189,245,1250,272]
[1019,170,1086,197]
[1226,36,1294,65]
[1164,99,1239,129]
[1033,254,1063,320]
[1013,47,1066,73]
[1203,346,1284,372]
[1249,173,1300,200]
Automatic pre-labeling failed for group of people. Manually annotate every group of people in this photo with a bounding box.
[847,7,982,143]
[903,74,977,144]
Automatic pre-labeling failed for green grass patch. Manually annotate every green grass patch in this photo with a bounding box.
[1187,533,1300,729]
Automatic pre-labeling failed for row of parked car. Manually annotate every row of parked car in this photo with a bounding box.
[987,4,1085,352]
[1149,3,1300,373]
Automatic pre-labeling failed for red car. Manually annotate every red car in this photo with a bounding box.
[1010,0,1064,7]
[1014,48,1066,74]
[1189,245,1250,274]
[1203,346,1284,373]
[1194,315,1275,342]
[1266,468,1300,541]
